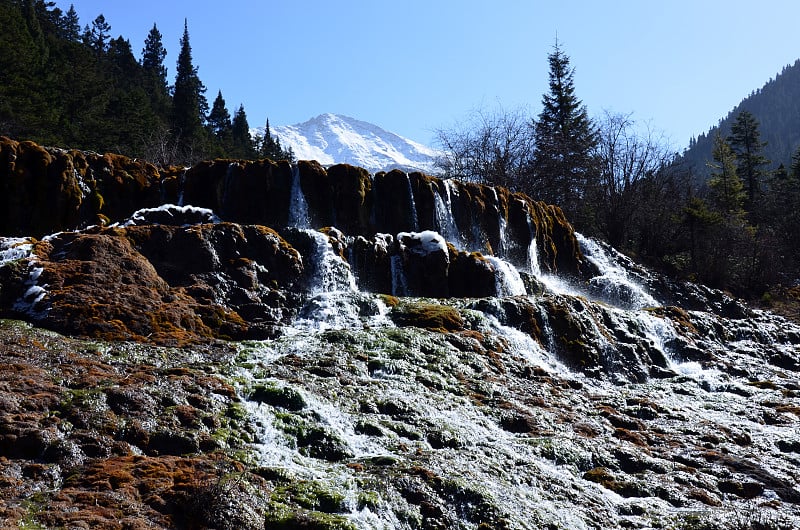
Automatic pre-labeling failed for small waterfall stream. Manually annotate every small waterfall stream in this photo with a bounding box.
[404,173,419,232]
[576,232,658,310]
[288,164,311,229]
[434,183,460,246]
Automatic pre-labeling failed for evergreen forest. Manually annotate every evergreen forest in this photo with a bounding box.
[0,0,293,164]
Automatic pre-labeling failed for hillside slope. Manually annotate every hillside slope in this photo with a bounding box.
[681,59,800,177]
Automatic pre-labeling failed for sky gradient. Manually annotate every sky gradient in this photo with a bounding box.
[57,1,800,151]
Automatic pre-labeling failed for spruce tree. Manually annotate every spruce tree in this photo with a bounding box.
[62,4,80,41]
[141,23,168,91]
[231,104,254,158]
[258,118,294,161]
[207,90,232,143]
[728,110,769,211]
[531,40,597,223]
[171,19,207,155]
[708,133,746,216]
[139,23,170,130]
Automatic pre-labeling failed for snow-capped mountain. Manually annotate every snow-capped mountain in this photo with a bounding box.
[263,113,440,174]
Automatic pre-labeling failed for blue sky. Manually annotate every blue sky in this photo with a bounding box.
[57,1,800,150]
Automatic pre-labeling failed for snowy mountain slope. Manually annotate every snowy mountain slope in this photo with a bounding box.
[259,113,440,174]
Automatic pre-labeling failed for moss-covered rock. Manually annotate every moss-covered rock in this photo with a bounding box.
[390,302,465,333]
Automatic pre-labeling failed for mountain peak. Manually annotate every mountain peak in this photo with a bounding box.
[266,113,439,174]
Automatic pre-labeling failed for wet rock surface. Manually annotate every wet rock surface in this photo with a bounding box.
[0,289,798,529]
[0,139,799,528]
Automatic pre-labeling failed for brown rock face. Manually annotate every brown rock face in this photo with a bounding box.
[11,223,303,344]
[0,137,163,237]
[0,137,590,344]
[1,137,584,277]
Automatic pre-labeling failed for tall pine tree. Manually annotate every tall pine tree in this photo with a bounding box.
[171,19,207,154]
[61,4,80,41]
[84,14,111,53]
[728,110,769,211]
[140,23,170,126]
[531,40,597,224]
[258,118,295,162]
[141,23,168,92]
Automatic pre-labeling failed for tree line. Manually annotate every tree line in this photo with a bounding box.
[0,0,293,164]
[435,42,800,300]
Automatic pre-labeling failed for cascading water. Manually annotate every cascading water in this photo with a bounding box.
[390,254,409,297]
[176,169,187,206]
[434,183,460,246]
[486,256,527,297]
[404,173,420,232]
[526,217,541,277]
[288,164,311,229]
[294,229,363,330]
[575,232,659,310]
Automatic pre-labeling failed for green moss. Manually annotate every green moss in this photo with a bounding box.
[321,329,359,345]
[272,480,346,513]
[391,302,464,333]
[225,401,249,421]
[20,492,50,530]
[273,413,352,461]
[356,491,381,510]
[264,505,357,530]
[249,383,306,411]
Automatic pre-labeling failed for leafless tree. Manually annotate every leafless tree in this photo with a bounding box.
[592,110,678,247]
[434,105,535,191]
[139,124,184,167]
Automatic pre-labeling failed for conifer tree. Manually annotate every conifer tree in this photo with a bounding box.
[62,4,80,41]
[708,133,746,216]
[84,14,111,53]
[531,40,597,223]
[207,90,232,147]
[171,19,207,154]
[728,110,769,210]
[231,104,255,158]
[258,118,294,161]
[141,23,168,91]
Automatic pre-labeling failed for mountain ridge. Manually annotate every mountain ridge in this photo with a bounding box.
[680,58,800,177]
[261,113,440,174]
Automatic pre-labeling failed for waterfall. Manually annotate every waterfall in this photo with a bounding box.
[176,169,187,206]
[288,164,310,229]
[405,173,419,232]
[434,184,460,246]
[293,229,362,331]
[390,255,409,297]
[526,218,541,277]
[493,189,509,257]
[486,256,527,297]
[576,233,658,310]
[303,229,357,295]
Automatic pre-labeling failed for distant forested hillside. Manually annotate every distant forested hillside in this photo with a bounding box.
[681,59,800,178]
[0,0,291,164]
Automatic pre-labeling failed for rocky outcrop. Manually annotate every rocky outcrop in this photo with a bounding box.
[0,137,163,237]
[6,223,304,344]
[0,137,585,276]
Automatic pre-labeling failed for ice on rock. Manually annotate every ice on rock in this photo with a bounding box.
[397,230,448,257]
[122,204,221,226]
